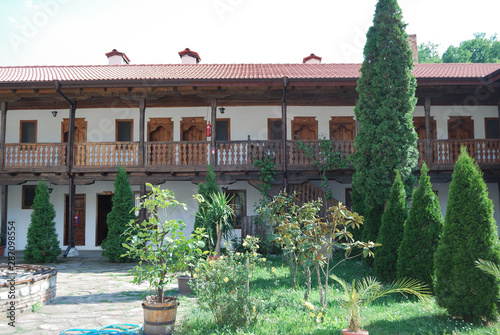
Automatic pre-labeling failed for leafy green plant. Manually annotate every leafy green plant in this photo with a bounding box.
[193,164,221,251]
[24,180,61,263]
[195,192,235,256]
[296,137,348,202]
[253,153,276,198]
[331,274,431,332]
[122,183,207,303]
[102,166,136,262]
[190,244,264,329]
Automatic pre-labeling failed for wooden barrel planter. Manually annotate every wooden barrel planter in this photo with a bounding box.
[142,296,179,335]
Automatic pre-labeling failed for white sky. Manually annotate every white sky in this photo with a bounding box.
[0,0,499,66]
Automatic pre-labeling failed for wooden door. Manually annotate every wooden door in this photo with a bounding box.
[96,194,113,246]
[413,117,437,139]
[448,116,474,139]
[181,117,206,141]
[292,117,318,140]
[62,118,87,142]
[330,117,355,140]
[64,194,86,246]
[148,118,173,141]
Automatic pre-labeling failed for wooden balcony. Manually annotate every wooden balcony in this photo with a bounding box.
[2,139,499,174]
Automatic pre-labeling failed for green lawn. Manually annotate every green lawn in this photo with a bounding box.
[177,253,500,335]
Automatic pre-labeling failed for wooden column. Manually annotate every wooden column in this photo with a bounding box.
[210,98,217,165]
[281,77,289,192]
[0,102,7,170]
[497,96,500,136]
[67,103,76,249]
[139,98,146,167]
[424,96,432,164]
[354,98,360,134]
[1,185,7,247]
[139,183,147,223]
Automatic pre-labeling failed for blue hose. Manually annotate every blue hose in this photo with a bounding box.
[60,323,142,334]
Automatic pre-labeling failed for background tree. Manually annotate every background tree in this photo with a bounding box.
[397,163,443,288]
[434,148,500,322]
[24,180,61,263]
[193,164,222,250]
[418,42,442,63]
[374,170,407,282]
[101,166,136,262]
[351,0,418,250]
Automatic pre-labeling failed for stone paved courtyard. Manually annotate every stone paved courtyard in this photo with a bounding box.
[0,251,194,335]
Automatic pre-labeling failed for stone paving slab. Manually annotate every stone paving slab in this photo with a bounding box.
[0,251,194,335]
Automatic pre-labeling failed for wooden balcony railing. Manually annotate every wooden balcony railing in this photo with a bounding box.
[417,139,500,166]
[74,142,139,167]
[147,141,210,166]
[217,140,282,168]
[2,139,499,172]
[4,143,66,168]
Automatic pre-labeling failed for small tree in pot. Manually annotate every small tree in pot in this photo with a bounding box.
[122,183,206,335]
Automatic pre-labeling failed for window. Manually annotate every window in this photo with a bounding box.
[20,120,37,143]
[485,118,499,139]
[292,117,318,140]
[225,190,246,229]
[116,120,133,142]
[22,185,37,209]
[330,117,355,140]
[216,119,230,141]
[413,117,437,140]
[268,119,282,140]
[448,116,473,139]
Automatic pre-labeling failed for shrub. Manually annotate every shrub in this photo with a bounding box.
[374,170,407,282]
[362,204,384,267]
[191,240,264,329]
[101,166,136,262]
[397,163,443,288]
[434,148,500,322]
[24,180,61,263]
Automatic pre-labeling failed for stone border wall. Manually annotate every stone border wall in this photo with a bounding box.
[0,264,57,313]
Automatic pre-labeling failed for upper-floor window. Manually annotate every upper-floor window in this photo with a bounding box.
[116,120,133,142]
[330,117,355,140]
[485,118,499,139]
[448,116,473,139]
[413,117,437,139]
[292,117,318,140]
[20,120,37,143]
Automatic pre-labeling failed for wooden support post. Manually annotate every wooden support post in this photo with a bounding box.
[497,96,500,136]
[139,98,146,167]
[0,102,7,170]
[1,185,7,246]
[281,77,288,192]
[69,176,75,248]
[67,103,76,248]
[210,98,217,166]
[354,98,360,134]
[67,103,76,175]
[424,96,432,164]
[139,183,146,223]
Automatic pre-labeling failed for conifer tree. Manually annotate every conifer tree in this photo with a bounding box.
[434,148,500,322]
[352,0,418,246]
[193,164,221,250]
[374,170,407,282]
[101,166,136,262]
[24,180,61,263]
[397,163,443,288]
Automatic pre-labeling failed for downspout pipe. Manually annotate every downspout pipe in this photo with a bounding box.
[55,82,78,256]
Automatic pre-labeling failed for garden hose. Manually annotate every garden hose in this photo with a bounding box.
[60,323,142,334]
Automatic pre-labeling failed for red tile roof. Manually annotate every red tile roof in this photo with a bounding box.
[0,63,499,85]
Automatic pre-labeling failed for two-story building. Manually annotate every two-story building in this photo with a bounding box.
[0,46,499,251]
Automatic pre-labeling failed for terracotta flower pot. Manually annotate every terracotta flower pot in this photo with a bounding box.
[341,329,369,335]
[177,275,194,295]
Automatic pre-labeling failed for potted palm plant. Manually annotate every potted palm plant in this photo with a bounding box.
[330,274,431,335]
[122,183,206,335]
[195,192,235,257]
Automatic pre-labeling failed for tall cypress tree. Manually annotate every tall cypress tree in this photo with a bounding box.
[352,0,418,246]
[374,170,407,282]
[24,180,61,263]
[101,166,136,262]
[397,163,443,288]
[434,148,500,322]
